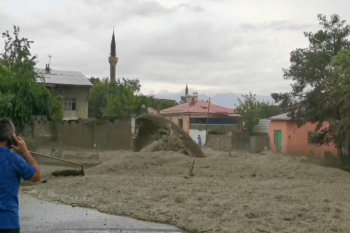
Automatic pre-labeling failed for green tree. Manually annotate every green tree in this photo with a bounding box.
[323,50,350,159]
[88,76,176,118]
[0,64,15,115]
[88,78,108,118]
[104,82,141,117]
[88,77,102,85]
[88,77,143,118]
[117,77,141,93]
[138,95,177,112]
[0,26,63,135]
[271,14,350,160]
[258,102,279,119]
[235,92,260,135]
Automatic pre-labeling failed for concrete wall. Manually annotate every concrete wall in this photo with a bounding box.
[269,120,337,158]
[206,135,231,151]
[25,116,132,150]
[207,133,268,153]
[56,86,90,119]
[250,136,269,153]
[232,131,250,151]
[189,129,207,145]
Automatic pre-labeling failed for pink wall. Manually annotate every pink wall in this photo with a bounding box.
[268,120,289,154]
[269,120,337,158]
[165,115,190,133]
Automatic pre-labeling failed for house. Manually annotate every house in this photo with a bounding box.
[268,113,337,158]
[160,98,240,144]
[36,65,92,120]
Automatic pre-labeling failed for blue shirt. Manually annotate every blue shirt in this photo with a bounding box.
[0,147,35,229]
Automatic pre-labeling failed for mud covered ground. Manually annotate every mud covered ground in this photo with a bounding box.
[24,149,350,233]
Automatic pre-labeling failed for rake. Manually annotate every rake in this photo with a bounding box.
[30,151,85,177]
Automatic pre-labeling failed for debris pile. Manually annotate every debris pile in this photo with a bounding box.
[134,114,205,158]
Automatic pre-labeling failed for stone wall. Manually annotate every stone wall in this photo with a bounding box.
[206,135,232,151]
[207,132,269,153]
[24,116,132,150]
[250,136,269,153]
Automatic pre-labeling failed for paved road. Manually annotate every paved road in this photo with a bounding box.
[20,195,184,233]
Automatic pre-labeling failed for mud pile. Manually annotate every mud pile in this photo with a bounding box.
[27,149,350,233]
[134,114,205,158]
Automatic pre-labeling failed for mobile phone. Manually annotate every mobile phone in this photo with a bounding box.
[8,132,14,146]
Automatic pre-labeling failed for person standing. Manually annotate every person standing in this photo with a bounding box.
[197,135,202,147]
[0,118,40,233]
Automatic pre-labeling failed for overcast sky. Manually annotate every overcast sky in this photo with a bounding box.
[1,0,349,97]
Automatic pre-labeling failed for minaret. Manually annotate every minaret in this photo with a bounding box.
[185,84,188,96]
[109,29,118,82]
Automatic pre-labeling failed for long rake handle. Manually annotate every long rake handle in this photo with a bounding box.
[29,151,84,170]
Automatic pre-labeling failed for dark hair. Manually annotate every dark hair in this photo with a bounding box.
[0,118,14,142]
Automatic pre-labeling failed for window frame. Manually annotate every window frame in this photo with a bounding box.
[64,98,77,111]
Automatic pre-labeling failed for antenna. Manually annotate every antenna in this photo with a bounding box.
[48,54,52,68]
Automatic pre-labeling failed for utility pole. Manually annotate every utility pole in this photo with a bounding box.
[106,82,109,117]
[205,98,211,146]
[48,54,52,68]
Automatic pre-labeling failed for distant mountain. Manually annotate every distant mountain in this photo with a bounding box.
[155,91,273,108]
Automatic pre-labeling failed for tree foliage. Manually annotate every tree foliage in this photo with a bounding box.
[0,65,15,115]
[325,50,350,158]
[103,81,141,117]
[88,77,177,118]
[88,78,108,118]
[236,93,280,135]
[88,77,143,118]
[138,95,177,112]
[271,14,350,160]
[258,102,279,119]
[235,92,260,135]
[0,26,63,135]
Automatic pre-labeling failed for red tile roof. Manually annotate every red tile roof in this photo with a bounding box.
[160,100,238,116]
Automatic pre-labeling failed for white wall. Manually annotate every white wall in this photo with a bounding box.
[189,129,207,145]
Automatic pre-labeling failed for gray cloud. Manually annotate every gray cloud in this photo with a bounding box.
[240,20,315,31]
[130,2,205,15]
[178,3,205,12]
[1,0,350,99]
[130,1,177,16]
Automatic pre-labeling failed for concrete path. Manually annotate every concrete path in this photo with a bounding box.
[20,195,184,233]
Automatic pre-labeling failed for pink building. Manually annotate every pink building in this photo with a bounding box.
[268,113,337,158]
[160,100,240,144]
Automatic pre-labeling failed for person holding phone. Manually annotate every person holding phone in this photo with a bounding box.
[0,118,40,233]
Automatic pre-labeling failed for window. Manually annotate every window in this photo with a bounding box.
[308,131,318,145]
[64,98,76,111]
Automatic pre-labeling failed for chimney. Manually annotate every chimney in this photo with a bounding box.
[45,64,50,74]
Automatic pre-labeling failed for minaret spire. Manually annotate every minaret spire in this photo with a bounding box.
[185,84,188,96]
[109,28,118,82]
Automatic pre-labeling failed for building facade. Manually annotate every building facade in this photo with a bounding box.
[268,113,337,158]
[160,99,240,145]
[36,66,92,120]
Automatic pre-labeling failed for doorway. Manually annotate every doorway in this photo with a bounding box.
[274,130,282,151]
